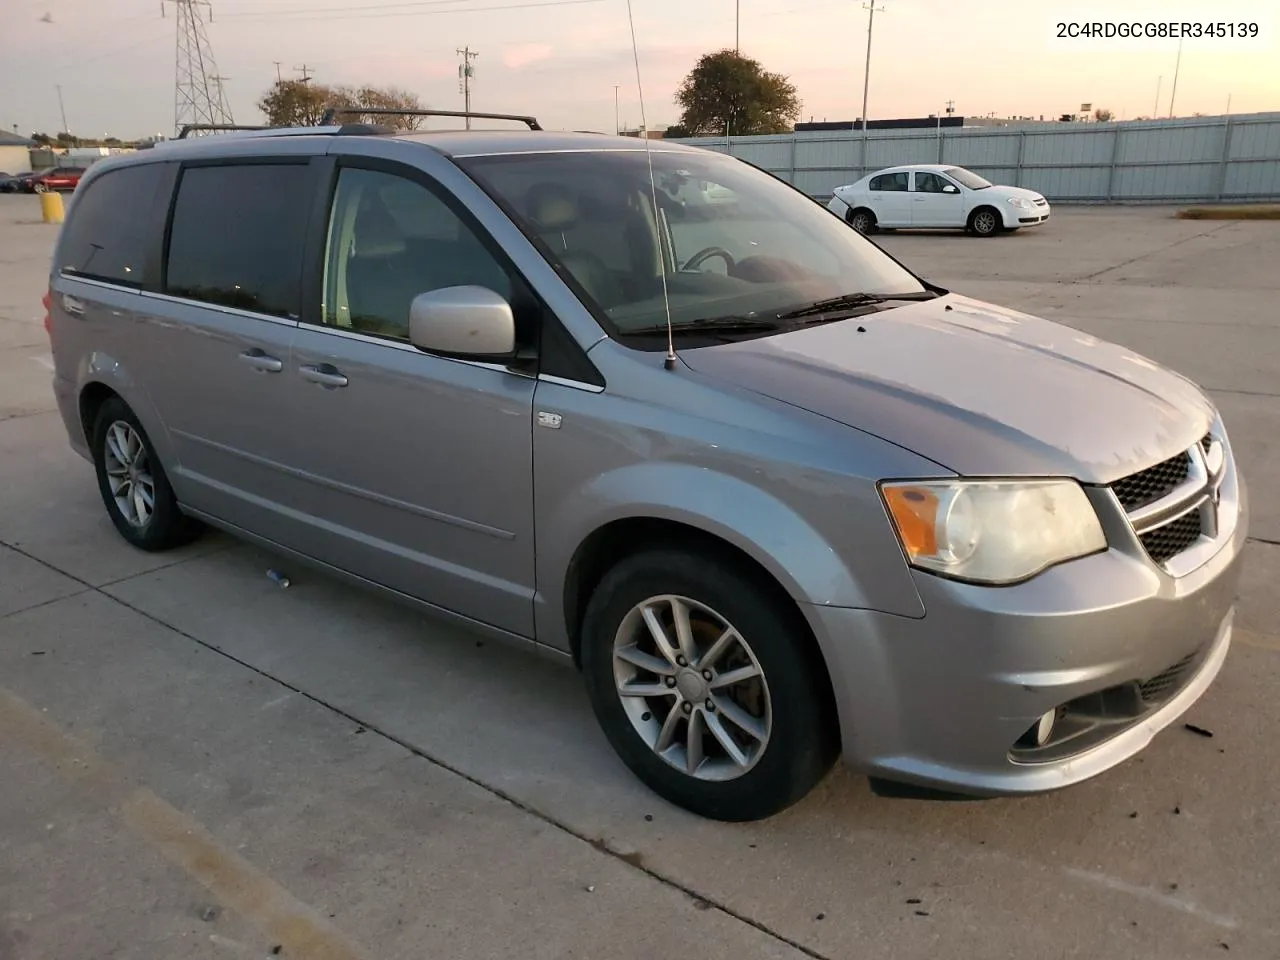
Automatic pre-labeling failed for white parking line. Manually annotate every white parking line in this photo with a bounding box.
[30,355,55,371]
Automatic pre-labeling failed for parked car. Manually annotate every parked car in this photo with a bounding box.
[43,117,1245,821]
[1,171,38,193]
[26,166,85,193]
[828,164,1051,236]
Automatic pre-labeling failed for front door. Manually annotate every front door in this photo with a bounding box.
[909,171,966,227]
[284,160,539,637]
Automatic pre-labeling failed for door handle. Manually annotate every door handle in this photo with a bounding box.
[62,294,85,316]
[299,363,348,388]
[239,349,283,373]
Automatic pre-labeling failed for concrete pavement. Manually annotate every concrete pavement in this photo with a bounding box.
[1,195,1278,959]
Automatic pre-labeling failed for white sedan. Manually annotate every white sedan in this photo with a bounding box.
[826,164,1050,237]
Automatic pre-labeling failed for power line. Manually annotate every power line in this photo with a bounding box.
[223,0,476,15]
[217,0,604,22]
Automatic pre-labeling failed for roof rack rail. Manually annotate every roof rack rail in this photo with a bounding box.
[319,107,543,131]
[177,123,269,139]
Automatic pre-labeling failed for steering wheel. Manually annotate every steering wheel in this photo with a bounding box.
[681,246,736,273]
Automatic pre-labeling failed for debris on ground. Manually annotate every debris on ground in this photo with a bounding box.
[198,904,220,922]
[906,898,922,904]
[1184,723,1214,738]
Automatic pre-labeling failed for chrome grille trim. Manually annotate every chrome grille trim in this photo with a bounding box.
[1108,426,1231,572]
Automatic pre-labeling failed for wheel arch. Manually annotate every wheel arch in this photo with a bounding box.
[561,514,841,745]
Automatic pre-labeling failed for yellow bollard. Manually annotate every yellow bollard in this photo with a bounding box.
[40,191,65,225]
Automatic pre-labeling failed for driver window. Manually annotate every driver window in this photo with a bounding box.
[321,167,517,342]
[913,173,945,193]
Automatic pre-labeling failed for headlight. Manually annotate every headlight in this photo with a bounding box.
[880,479,1106,584]
[1007,197,1033,208]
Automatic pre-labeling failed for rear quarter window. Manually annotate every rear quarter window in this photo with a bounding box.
[164,163,313,320]
[56,163,169,287]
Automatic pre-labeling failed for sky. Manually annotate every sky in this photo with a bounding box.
[1,0,1277,140]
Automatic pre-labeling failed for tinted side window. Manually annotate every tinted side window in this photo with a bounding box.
[165,163,312,319]
[58,164,166,287]
[321,166,516,341]
[869,172,908,192]
[913,173,944,192]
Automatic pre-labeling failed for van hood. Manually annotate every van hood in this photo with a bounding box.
[679,294,1214,484]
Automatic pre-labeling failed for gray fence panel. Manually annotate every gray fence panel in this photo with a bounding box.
[673,113,1280,203]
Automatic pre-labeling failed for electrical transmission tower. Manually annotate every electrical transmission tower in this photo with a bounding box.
[164,0,234,136]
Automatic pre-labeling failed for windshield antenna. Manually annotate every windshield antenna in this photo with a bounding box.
[625,0,677,370]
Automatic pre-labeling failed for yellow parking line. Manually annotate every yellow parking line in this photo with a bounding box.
[0,687,369,960]
[1236,628,1280,652]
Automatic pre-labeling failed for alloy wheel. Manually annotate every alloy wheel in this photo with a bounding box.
[102,420,156,527]
[612,594,772,781]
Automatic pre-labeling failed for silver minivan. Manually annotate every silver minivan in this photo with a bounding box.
[45,114,1248,821]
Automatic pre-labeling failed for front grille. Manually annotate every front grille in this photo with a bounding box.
[1139,510,1203,563]
[1139,648,1201,703]
[1111,452,1191,511]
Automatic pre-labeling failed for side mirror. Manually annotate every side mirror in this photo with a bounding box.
[408,286,516,359]
[943,184,959,194]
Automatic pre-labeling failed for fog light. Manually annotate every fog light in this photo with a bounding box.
[1034,709,1056,747]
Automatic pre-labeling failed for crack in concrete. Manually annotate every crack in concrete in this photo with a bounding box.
[0,538,835,960]
[1072,221,1239,282]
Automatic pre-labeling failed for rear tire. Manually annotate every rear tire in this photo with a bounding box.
[91,397,203,552]
[580,548,838,821]
[847,207,876,234]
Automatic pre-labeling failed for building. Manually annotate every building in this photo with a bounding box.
[0,131,35,175]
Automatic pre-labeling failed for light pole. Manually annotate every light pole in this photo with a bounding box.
[1153,75,1162,117]
[859,1,884,135]
[614,84,620,135]
[736,0,740,53]
[1168,36,1183,118]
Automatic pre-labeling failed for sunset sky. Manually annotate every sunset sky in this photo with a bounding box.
[2,0,1276,139]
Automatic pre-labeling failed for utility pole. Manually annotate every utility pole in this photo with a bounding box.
[294,63,314,83]
[273,61,282,83]
[56,84,69,136]
[735,0,740,53]
[613,84,621,135]
[457,47,478,128]
[859,1,885,134]
[1168,37,1182,118]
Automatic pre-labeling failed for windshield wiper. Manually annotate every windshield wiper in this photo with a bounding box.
[624,316,782,336]
[776,290,938,321]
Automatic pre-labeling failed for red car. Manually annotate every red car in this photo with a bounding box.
[25,167,85,193]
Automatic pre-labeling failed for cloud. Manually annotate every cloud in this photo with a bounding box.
[501,42,554,69]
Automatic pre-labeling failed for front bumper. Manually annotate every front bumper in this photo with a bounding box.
[1003,202,1051,227]
[805,469,1247,796]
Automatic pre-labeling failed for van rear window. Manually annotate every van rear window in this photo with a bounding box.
[57,163,166,287]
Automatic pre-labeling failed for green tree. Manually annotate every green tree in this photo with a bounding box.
[1093,107,1114,122]
[674,50,801,137]
[257,80,425,129]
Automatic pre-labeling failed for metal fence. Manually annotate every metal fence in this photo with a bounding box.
[673,112,1280,204]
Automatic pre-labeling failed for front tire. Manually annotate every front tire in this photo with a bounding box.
[91,397,203,552]
[580,549,838,821]
[968,206,1002,237]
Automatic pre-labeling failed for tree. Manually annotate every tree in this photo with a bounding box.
[1093,107,1114,122]
[674,50,800,137]
[257,79,425,130]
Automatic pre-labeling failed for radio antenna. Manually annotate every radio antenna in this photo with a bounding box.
[625,0,677,370]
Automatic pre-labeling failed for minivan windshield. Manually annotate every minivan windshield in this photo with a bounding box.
[942,166,993,190]
[457,150,929,340]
